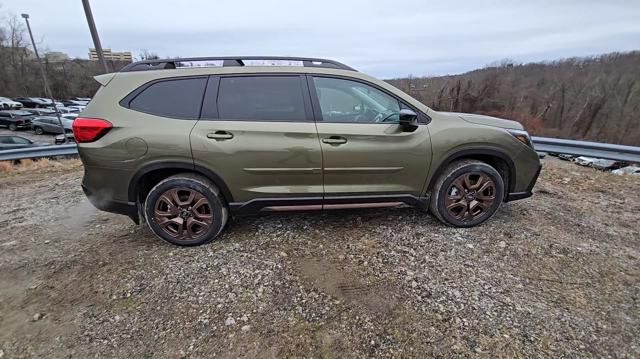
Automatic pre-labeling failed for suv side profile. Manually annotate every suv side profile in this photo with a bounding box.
[76,56,541,246]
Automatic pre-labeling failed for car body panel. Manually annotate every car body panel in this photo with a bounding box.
[191,120,323,202]
[315,122,431,196]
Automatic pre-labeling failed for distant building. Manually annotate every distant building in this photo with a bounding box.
[89,48,133,62]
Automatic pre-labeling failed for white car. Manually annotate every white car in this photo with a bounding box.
[0,97,23,109]
[612,166,640,176]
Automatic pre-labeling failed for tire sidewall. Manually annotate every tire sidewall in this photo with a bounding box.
[34,127,43,135]
[9,123,17,131]
[144,177,225,246]
[436,163,504,227]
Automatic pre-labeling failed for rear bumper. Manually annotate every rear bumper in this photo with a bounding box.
[82,184,139,224]
[506,164,542,202]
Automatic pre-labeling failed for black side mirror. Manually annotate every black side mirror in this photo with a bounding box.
[399,109,419,132]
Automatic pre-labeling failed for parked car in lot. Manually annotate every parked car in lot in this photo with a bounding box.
[612,166,640,176]
[13,97,49,108]
[37,98,64,108]
[0,97,24,109]
[31,116,73,134]
[0,135,49,150]
[56,107,80,114]
[61,99,89,107]
[61,113,79,120]
[0,110,34,131]
[55,132,76,144]
[24,108,57,116]
[77,56,541,246]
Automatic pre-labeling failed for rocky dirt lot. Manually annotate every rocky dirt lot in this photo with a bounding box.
[0,158,638,358]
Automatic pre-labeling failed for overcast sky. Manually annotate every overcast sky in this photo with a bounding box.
[2,0,639,78]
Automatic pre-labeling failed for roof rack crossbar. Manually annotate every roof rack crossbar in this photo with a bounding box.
[119,56,356,72]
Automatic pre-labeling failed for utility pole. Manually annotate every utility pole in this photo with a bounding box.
[21,13,67,144]
[81,0,110,73]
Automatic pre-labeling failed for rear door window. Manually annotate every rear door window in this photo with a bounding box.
[216,76,307,121]
[128,77,207,119]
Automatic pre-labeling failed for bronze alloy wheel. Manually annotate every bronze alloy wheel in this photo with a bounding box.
[154,188,213,240]
[445,172,496,221]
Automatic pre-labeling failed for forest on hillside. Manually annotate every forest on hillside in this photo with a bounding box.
[387,52,640,145]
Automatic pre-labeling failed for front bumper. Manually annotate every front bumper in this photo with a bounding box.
[506,164,542,202]
[82,184,139,224]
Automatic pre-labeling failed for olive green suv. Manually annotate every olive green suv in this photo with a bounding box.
[75,56,541,246]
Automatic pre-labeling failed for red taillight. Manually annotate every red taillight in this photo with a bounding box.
[72,118,112,143]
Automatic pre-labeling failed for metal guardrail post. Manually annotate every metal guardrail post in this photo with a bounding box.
[0,145,79,162]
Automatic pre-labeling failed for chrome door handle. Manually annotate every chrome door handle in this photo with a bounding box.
[207,131,234,140]
[322,136,347,145]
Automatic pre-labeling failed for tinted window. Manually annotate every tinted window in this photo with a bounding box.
[312,77,401,123]
[0,137,12,144]
[129,77,207,119]
[12,137,30,144]
[217,76,306,121]
[0,112,9,118]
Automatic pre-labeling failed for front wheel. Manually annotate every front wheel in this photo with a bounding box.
[8,123,17,131]
[144,173,228,246]
[429,160,505,227]
[34,127,44,135]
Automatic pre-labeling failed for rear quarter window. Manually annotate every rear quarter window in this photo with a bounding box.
[126,77,207,119]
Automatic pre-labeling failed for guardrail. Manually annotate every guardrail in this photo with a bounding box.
[0,144,78,161]
[532,137,640,163]
[0,137,638,163]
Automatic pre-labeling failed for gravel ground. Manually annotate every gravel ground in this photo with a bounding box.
[0,158,638,358]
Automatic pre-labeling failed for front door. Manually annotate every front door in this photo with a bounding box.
[191,75,323,210]
[309,75,431,199]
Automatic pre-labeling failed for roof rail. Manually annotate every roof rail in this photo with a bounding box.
[119,56,357,72]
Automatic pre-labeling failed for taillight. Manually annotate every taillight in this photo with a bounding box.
[72,118,112,143]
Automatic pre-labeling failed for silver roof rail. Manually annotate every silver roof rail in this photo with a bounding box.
[119,56,357,72]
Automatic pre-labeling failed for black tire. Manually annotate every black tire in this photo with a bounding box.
[429,159,505,227]
[8,123,17,131]
[34,127,44,135]
[144,173,228,246]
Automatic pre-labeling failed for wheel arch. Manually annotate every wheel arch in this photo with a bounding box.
[426,148,516,200]
[128,161,234,206]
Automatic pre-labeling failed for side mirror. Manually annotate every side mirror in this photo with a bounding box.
[399,109,419,132]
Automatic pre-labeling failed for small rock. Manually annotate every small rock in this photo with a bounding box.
[279,251,288,257]
[44,240,50,244]
[0,349,4,358]
[475,347,482,353]
[225,317,236,326]
[240,315,248,322]
[114,315,121,322]
[498,241,507,248]
[466,243,474,249]
[411,281,418,288]
[241,325,251,332]
[33,313,42,321]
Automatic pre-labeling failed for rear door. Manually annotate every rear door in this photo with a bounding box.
[309,75,431,198]
[190,74,323,210]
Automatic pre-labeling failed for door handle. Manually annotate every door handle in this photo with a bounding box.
[322,136,347,145]
[207,131,234,140]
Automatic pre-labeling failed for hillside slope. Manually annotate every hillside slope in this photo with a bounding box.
[387,52,640,145]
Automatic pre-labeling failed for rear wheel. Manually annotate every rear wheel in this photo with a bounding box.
[430,159,504,227]
[144,173,228,246]
[8,123,17,131]
[34,127,44,135]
